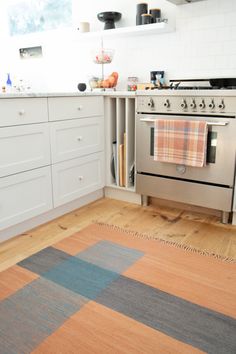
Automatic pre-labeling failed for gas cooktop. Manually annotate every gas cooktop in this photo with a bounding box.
[149,78,236,91]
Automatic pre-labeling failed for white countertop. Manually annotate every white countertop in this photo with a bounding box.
[0,90,136,99]
[0,89,236,98]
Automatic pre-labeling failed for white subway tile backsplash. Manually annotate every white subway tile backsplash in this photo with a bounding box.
[217,0,235,13]
[223,41,236,55]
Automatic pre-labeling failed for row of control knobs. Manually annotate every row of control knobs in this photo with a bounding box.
[147,98,225,110]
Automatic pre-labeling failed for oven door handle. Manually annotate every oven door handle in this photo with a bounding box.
[139,118,228,126]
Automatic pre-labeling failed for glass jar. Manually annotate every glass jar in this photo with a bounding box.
[127,77,138,91]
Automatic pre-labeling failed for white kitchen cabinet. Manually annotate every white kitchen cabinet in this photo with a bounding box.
[52,152,104,207]
[0,166,53,231]
[50,116,104,163]
[0,123,51,177]
[48,96,104,121]
[0,95,105,241]
[0,98,48,127]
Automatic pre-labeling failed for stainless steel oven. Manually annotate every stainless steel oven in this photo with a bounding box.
[136,93,236,223]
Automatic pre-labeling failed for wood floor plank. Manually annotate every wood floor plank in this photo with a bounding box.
[0,197,236,272]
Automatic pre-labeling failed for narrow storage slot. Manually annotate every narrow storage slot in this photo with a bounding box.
[116,98,126,187]
[104,97,117,186]
[125,98,135,188]
[105,97,136,191]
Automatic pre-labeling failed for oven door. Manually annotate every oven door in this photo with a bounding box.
[136,113,236,187]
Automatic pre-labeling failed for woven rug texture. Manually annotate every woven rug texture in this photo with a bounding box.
[0,223,236,354]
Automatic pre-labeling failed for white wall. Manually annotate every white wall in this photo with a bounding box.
[0,0,236,92]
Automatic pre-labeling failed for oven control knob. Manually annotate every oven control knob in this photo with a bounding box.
[163,99,170,108]
[218,100,225,109]
[181,99,187,109]
[199,100,205,109]
[190,99,196,109]
[147,98,154,108]
[209,100,215,109]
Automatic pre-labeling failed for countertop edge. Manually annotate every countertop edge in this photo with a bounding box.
[1,89,236,98]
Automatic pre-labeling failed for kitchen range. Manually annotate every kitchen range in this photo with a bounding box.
[136,79,236,223]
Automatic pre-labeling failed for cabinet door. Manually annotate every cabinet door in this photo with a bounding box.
[52,153,104,207]
[0,167,53,231]
[48,96,104,121]
[50,117,104,163]
[0,123,51,177]
[0,98,48,127]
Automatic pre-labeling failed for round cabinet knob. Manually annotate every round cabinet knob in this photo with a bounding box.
[199,99,205,109]
[190,99,196,109]
[163,99,170,108]
[18,109,25,116]
[77,106,83,111]
[147,98,154,108]
[218,100,225,109]
[77,136,83,141]
[209,99,215,109]
[181,99,187,109]
[78,176,84,181]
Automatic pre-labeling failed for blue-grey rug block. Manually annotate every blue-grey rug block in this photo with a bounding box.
[43,256,120,300]
[0,277,87,354]
[76,240,144,273]
[96,276,236,354]
[18,247,71,275]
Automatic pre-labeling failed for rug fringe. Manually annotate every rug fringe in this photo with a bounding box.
[93,221,236,264]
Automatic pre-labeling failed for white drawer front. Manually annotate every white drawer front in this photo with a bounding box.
[52,153,104,207]
[0,123,51,177]
[48,96,104,121]
[0,167,53,231]
[0,98,48,127]
[50,117,104,163]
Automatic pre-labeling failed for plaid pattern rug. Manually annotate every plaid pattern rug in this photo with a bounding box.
[154,119,208,167]
[0,223,236,354]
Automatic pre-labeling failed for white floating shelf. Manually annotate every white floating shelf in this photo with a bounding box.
[77,22,175,40]
[166,0,205,4]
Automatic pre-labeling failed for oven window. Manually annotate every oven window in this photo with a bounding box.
[207,131,217,163]
[149,127,217,163]
[150,127,154,156]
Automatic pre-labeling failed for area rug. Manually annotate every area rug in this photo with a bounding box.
[0,223,236,354]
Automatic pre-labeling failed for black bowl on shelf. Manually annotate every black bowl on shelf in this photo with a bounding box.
[97,11,122,30]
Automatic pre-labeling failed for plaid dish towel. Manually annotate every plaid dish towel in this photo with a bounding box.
[154,120,208,167]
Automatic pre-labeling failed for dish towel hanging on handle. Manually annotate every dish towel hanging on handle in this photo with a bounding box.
[154,120,208,167]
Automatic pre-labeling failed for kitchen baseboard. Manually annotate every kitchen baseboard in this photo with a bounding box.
[104,187,141,205]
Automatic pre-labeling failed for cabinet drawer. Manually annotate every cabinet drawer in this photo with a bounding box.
[0,98,48,127]
[52,153,104,207]
[0,123,51,177]
[48,96,104,121]
[0,167,53,231]
[50,117,104,163]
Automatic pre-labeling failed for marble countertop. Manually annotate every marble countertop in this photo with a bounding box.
[0,90,136,98]
[1,89,236,98]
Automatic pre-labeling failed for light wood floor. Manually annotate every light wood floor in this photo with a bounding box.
[0,197,236,272]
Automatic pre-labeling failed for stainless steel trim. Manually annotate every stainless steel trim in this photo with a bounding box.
[140,118,229,126]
